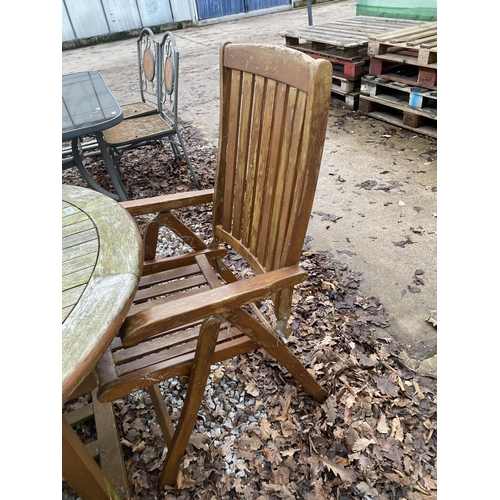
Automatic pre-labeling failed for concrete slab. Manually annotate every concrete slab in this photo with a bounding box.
[62,0,437,374]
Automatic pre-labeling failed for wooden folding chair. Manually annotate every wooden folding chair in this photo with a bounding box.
[95,42,333,490]
[103,31,200,187]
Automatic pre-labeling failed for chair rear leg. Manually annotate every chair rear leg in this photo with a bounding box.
[159,316,221,490]
[168,139,180,161]
[223,308,328,403]
[173,128,200,188]
[110,149,124,180]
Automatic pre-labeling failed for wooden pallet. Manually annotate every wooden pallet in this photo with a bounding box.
[361,75,437,116]
[283,40,368,61]
[332,75,359,94]
[331,90,360,111]
[331,74,360,110]
[369,58,437,89]
[359,96,437,138]
[302,50,367,79]
[280,16,425,59]
[368,22,437,67]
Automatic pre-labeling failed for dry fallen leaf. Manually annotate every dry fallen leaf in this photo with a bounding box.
[188,432,208,450]
[320,456,357,483]
[373,375,400,397]
[390,416,404,442]
[376,412,390,434]
[245,380,260,397]
[259,417,272,441]
[352,437,376,452]
[426,317,437,327]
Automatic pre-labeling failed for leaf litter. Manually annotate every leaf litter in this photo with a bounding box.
[62,122,437,500]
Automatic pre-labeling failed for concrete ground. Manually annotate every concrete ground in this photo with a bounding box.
[62,0,437,374]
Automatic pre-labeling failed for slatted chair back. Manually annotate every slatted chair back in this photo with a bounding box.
[213,42,332,276]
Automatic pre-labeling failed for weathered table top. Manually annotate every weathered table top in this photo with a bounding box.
[62,184,142,403]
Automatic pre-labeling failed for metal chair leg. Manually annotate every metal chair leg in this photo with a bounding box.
[174,128,200,188]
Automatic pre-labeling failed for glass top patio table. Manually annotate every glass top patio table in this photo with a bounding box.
[62,71,123,140]
[62,71,129,201]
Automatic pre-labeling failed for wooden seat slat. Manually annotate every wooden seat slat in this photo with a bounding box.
[112,324,203,365]
[134,274,207,303]
[99,334,257,397]
[141,247,225,276]
[139,263,201,288]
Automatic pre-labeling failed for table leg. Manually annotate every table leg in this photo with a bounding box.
[71,135,129,202]
[71,138,120,201]
[62,416,120,500]
[95,132,129,201]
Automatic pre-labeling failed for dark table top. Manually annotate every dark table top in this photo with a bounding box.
[62,71,123,141]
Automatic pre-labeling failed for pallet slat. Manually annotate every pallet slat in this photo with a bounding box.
[359,96,437,138]
[368,22,437,66]
[281,16,426,57]
[369,22,437,42]
[368,58,437,89]
[360,75,437,117]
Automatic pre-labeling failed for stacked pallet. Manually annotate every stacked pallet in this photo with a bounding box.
[280,16,424,110]
[360,22,437,137]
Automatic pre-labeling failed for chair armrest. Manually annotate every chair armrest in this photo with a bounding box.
[120,189,214,216]
[120,265,307,347]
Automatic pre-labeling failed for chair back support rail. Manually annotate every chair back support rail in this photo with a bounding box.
[119,28,160,119]
[158,31,179,128]
[95,42,333,491]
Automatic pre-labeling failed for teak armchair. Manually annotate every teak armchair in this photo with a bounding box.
[103,31,200,187]
[96,42,333,490]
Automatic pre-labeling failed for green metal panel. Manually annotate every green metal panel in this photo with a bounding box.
[356,0,437,21]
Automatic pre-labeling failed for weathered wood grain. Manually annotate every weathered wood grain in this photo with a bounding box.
[62,184,142,404]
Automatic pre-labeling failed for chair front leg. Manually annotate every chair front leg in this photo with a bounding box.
[159,315,221,490]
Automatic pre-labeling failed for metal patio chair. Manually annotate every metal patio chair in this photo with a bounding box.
[103,31,200,187]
